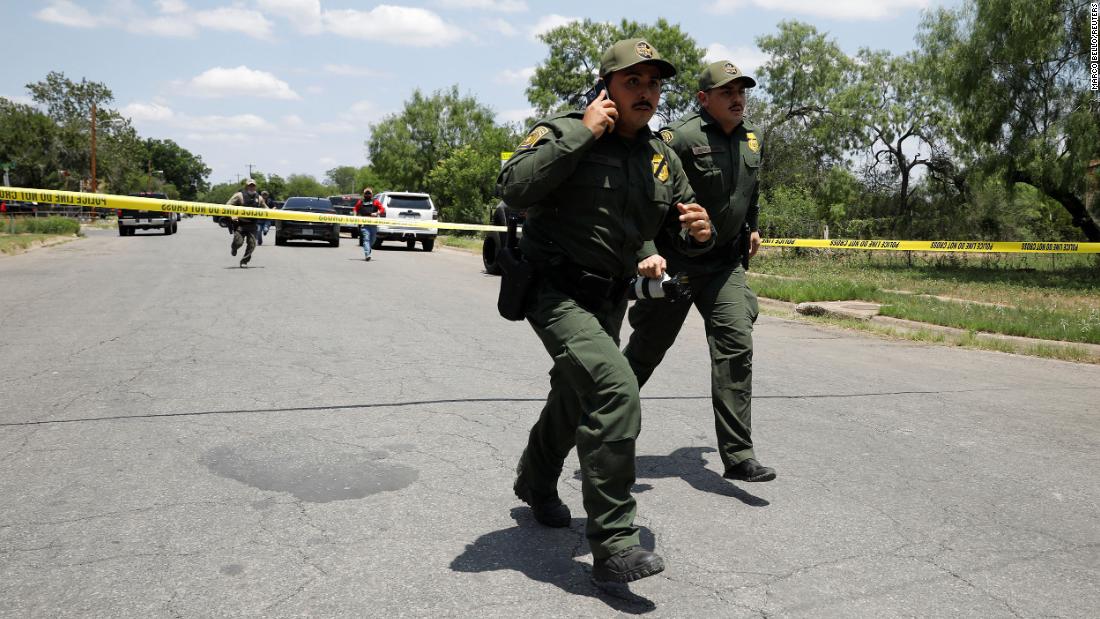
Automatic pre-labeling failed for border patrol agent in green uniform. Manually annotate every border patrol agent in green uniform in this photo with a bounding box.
[624,60,776,483]
[500,39,716,583]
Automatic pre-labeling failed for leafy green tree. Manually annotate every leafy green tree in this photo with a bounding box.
[325,165,359,193]
[832,49,953,234]
[919,0,1100,240]
[284,173,329,198]
[755,21,852,137]
[200,181,241,205]
[353,165,389,194]
[526,18,706,125]
[263,174,287,201]
[0,98,61,188]
[427,125,516,227]
[753,22,856,220]
[142,138,210,200]
[366,86,500,193]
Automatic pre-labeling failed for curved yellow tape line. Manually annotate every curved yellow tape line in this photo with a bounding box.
[0,186,508,233]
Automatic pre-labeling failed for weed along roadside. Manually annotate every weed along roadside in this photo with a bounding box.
[0,216,83,256]
[747,249,1100,363]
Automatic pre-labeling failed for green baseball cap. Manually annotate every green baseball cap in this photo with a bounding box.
[698,60,757,91]
[599,38,677,79]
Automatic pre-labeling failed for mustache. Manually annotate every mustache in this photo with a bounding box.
[632,101,653,110]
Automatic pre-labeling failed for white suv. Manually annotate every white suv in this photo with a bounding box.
[371,191,438,252]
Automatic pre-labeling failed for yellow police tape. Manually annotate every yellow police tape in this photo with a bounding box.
[0,186,508,233]
[760,238,1100,254]
[4,186,1099,253]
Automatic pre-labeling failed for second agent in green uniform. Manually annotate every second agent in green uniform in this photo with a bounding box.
[500,39,714,583]
[624,60,776,483]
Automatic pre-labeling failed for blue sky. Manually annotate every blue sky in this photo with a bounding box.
[1,0,960,187]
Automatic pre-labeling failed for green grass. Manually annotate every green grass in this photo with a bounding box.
[438,234,483,251]
[5,216,82,235]
[760,306,1100,364]
[750,248,1100,345]
[0,217,82,255]
[0,233,63,254]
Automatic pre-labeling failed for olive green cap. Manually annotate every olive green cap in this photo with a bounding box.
[698,60,757,91]
[599,38,677,79]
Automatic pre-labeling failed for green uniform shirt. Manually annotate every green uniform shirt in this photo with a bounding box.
[499,111,712,280]
[649,110,762,275]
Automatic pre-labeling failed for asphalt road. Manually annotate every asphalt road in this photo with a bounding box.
[2,220,1098,618]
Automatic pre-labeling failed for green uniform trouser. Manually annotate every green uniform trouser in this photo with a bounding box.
[231,223,257,265]
[519,279,642,560]
[624,266,759,470]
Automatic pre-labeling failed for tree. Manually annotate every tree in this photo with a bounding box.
[832,49,952,234]
[353,166,389,194]
[526,18,706,125]
[0,98,61,188]
[427,124,516,227]
[756,21,853,134]
[25,71,144,193]
[143,138,211,200]
[919,0,1100,240]
[284,173,329,198]
[366,86,501,192]
[325,165,359,193]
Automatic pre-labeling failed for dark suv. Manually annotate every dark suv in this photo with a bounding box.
[274,197,340,247]
[328,194,362,238]
[119,192,178,235]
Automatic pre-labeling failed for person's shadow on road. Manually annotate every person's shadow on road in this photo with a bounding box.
[450,508,658,614]
[574,446,769,507]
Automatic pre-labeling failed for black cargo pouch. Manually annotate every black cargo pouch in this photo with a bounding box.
[497,215,538,321]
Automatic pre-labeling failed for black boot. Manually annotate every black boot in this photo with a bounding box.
[514,477,570,528]
[723,458,776,482]
[592,546,665,583]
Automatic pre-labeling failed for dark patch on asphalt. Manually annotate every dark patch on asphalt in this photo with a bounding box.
[220,564,244,576]
[201,443,418,503]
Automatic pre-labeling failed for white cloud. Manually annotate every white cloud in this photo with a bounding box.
[323,6,466,46]
[318,156,338,166]
[142,15,197,37]
[323,64,387,78]
[36,0,271,37]
[483,18,518,37]
[282,114,306,128]
[347,100,380,117]
[184,66,300,100]
[495,67,535,85]
[257,0,323,34]
[529,14,578,39]
[193,8,273,38]
[122,102,175,122]
[35,0,109,28]
[703,44,769,76]
[708,0,930,20]
[436,0,527,12]
[156,0,187,14]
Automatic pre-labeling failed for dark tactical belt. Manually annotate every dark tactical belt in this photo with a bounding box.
[538,261,631,312]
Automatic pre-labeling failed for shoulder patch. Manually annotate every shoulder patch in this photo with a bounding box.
[517,126,550,150]
[659,129,674,144]
[746,132,760,153]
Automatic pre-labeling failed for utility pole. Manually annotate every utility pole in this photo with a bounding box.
[90,102,98,192]
[247,163,255,178]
